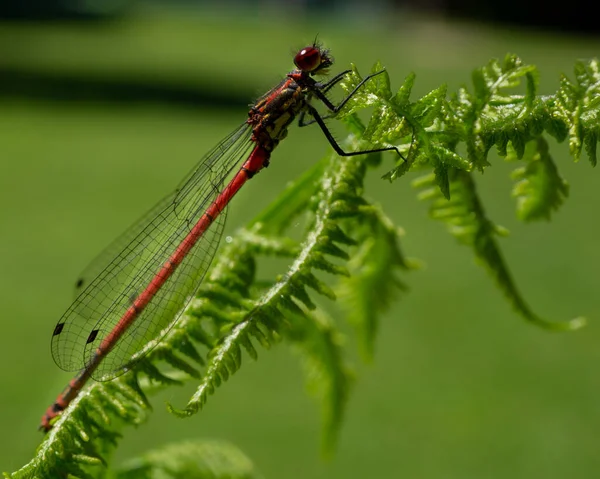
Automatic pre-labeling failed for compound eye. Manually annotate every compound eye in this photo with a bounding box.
[294,46,321,72]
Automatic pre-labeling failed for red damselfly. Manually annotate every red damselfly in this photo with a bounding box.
[41,42,400,431]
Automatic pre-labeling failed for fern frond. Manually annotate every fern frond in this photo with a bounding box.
[9,376,146,479]
[167,312,278,416]
[412,168,584,331]
[115,439,261,479]
[333,53,589,332]
[510,137,569,221]
[171,146,401,422]
[337,205,416,361]
[546,59,600,165]
[339,65,466,187]
[287,309,353,456]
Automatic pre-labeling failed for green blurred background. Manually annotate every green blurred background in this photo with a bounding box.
[2,3,600,478]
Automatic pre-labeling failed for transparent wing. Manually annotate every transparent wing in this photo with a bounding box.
[72,124,251,297]
[52,122,254,380]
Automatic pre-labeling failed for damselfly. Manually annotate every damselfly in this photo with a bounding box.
[41,41,400,431]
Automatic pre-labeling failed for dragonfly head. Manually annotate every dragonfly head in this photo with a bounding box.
[293,43,333,76]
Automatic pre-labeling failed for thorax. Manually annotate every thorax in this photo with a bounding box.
[248,72,313,151]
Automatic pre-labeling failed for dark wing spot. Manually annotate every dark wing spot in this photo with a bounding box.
[86,329,99,344]
[53,323,65,336]
[75,278,84,289]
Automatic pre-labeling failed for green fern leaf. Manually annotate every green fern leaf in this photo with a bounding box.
[168,319,271,417]
[413,168,584,331]
[115,440,261,479]
[546,59,600,165]
[510,137,569,221]
[338,206,415,360]
[411,84,448,128]
[287,310,353,456]
[170,148,389,443]
[391,72,416,108]
[339,67,413,158]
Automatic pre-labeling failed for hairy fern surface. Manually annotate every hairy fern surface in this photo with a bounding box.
[8,55,596,479]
